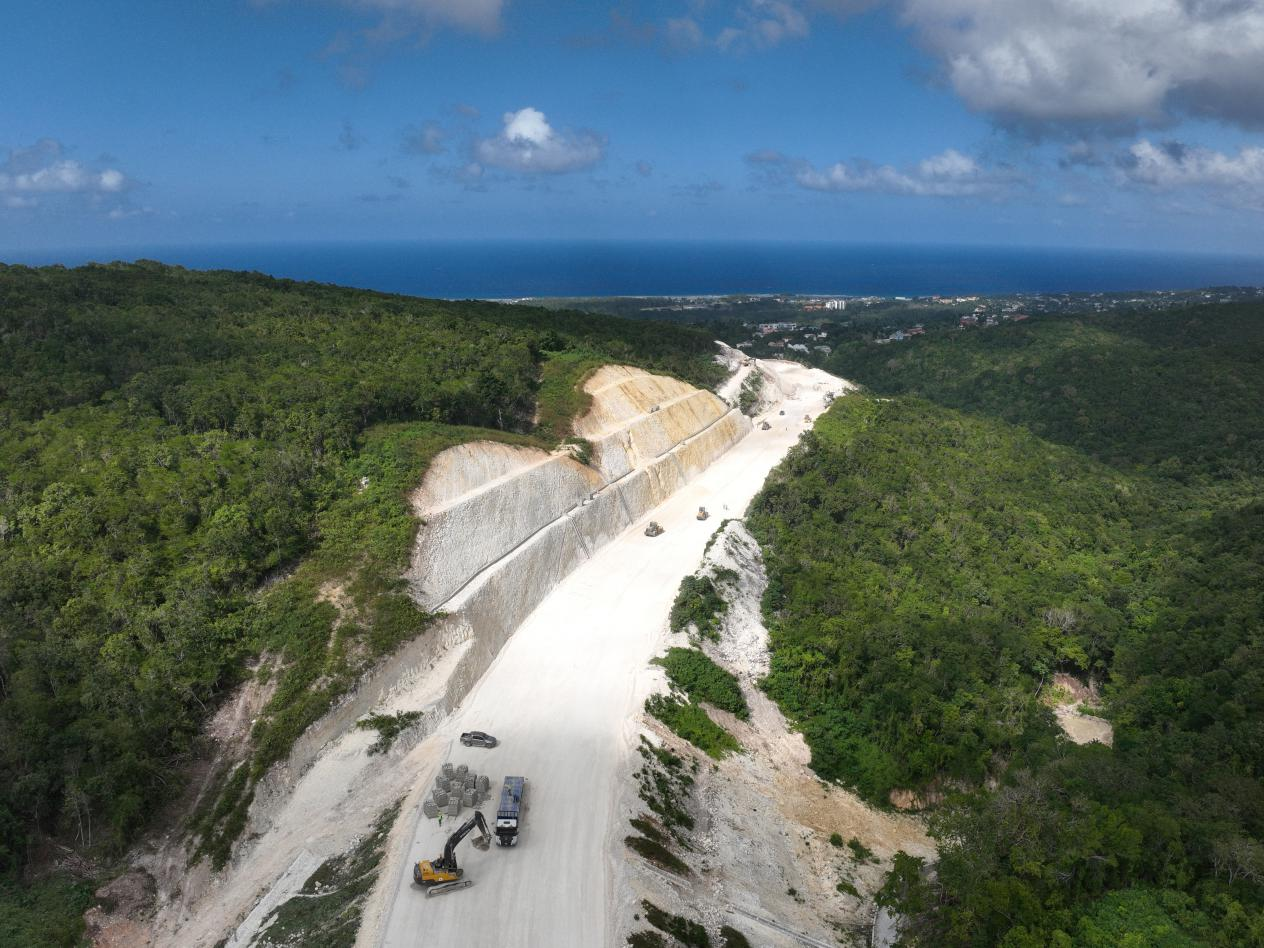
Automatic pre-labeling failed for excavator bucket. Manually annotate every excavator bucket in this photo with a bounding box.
[472,834,490,851]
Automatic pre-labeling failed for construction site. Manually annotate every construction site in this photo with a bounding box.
[98,350,926,948]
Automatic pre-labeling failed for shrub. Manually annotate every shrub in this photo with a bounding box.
[645,694,739,759]
[653,648,748,719]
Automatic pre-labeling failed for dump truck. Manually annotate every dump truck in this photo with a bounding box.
[413,810,491,896]
[495,776,526,847]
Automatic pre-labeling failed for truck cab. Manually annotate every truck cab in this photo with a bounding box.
[495,776,526,847]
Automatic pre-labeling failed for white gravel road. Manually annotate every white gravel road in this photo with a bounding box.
[375,361,842,948]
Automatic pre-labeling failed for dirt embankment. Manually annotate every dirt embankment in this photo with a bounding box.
[618,520,932,948]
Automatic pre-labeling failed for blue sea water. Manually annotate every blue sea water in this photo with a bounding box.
[5,240,1264,299]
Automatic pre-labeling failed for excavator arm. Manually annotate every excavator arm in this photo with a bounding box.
[434,810,491,872]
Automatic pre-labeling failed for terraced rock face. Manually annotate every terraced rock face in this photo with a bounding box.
[408,365,750,617]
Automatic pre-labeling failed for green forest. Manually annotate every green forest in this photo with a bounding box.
[0,261,724,937]
[749,303,1264,944]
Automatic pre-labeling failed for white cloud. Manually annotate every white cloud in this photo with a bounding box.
[474,107,604,174]
[1121,139,1264,207]
[0,139,133,210]
[779,148,1011,197]
[718,0,809,51]
[901,0,1264,129]
[665,0,810,53]
[291,0,503,35]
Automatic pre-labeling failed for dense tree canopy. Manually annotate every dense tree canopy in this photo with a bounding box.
[0,261,725,884]
[751,303,1264,944]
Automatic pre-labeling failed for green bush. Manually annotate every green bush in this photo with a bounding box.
[668,574,729,640]
[645,694,740,759]
[642,900,710,947]
[653,648,748,719]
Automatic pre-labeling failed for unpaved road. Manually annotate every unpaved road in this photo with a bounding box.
[372,361,842,948]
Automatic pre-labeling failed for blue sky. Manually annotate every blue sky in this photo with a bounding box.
[3,0,1264,254]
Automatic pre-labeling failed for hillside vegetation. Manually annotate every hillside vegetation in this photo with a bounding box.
[0,262,724,915]
[750,303,1264,945]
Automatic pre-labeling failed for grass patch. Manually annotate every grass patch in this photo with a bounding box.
[837,878,861,898]
[625,835,690,876]
[738,371,764,416]
[847,838,875,862]
[629,817,668,846]
[719,925,752,948]
[534,350,606,442]
[628,933,669,948]
[646,694,739,759]
[642,900,711,947]
[254,799,401,947]
[634,737,695,839]
[654,648,748,720]
[355,711,422,755]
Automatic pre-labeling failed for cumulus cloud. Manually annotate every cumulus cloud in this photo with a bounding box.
[754,147,1014,197]
[474,107,604,174]
[901,0,1264,130]
[1120,139,1264,207]
[0,139,134,212]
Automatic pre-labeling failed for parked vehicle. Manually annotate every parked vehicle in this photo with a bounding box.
[495,776,527,847]
[460,731,499,748]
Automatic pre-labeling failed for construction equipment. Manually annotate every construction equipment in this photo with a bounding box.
[760,421,771,430]
[495,776,527,847]
[413,810,492,896]
[644,521,664,537]
[696,506,709,521]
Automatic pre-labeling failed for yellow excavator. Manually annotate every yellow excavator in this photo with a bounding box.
[413,810,492,896]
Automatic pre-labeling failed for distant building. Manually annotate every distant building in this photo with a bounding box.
[788,343,810,353]
[758,321,801,335]
[906,324,926,336]
[825,299,846,311]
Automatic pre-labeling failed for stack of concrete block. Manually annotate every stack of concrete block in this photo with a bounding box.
[422,800,439,818]
[442,763,455,779]
[446,798,461,817]
[432,788,449,806]
[476,774,490,793]
[462,788,476,807]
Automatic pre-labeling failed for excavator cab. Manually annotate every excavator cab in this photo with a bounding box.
[414,810,492,896]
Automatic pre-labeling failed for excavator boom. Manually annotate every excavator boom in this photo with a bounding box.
[414,810,492,894]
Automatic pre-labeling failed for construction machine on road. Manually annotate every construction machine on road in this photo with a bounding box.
[644,521,664,537]
[696,506,709,521]
[413,810,492,896]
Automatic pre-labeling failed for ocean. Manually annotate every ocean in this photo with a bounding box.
[5,240,1264,299]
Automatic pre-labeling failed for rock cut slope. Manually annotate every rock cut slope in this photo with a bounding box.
[365,360,844,948]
